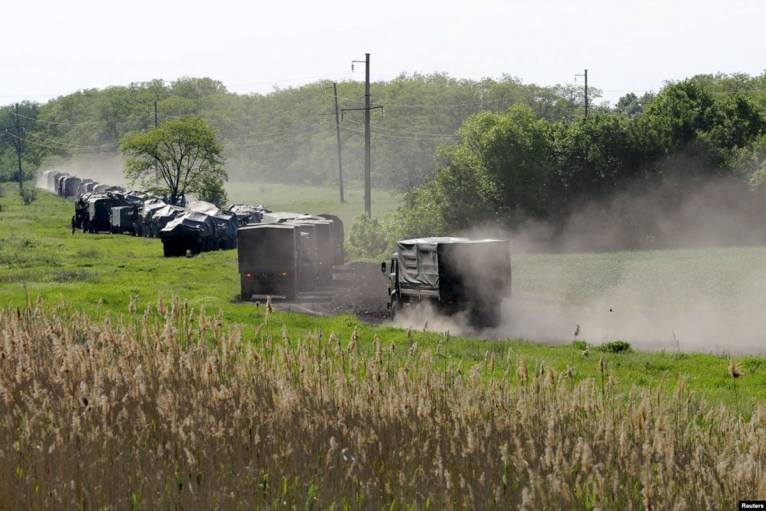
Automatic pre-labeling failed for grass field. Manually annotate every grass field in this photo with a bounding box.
[3,303,763,508]
[2,183,766,412]
[225,181,400,226]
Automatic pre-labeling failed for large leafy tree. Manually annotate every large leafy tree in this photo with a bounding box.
[120,117,227,205]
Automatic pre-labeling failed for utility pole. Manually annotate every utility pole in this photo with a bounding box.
[585,69,588,117]
[347,53,381,216]
[333,83,345,203]
[13,104,24,192]
[575,69,589,117]
[154,99,159,128]
[363,53,371,216]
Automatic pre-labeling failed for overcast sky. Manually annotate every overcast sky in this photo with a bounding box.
[1,0,764,106]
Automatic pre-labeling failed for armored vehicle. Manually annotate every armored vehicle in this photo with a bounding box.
[382,237,511,328]
[136,199,166,237]
[188,201,239,249]
[210,213,239,250]
[238,224,309,300]
[160,211,216,256]
[228,203,266,225]
[142,203,183,237]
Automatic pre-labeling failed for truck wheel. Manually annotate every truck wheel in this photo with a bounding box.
[470,302,501,329]
[389,298,401,321]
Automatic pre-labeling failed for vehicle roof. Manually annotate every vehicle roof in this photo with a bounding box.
[397,237,507,245]
[261,211,303,223]
[239,223,295,231]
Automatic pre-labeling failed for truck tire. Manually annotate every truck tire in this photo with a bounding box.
[469,301,502,329]
[389,294,404,321]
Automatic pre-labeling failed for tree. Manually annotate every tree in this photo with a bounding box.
[120,117,227,205]
[0,102,46,187]
[614,92,654,118]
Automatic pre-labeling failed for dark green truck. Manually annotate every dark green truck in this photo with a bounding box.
[382,237,511,328]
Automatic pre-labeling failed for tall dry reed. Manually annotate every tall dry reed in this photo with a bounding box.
[0,298,764,509]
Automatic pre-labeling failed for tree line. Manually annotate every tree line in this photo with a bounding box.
[0,74,595,188]
[5,71,766,250]
[391,75,766,250]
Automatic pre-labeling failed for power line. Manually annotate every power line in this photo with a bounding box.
[342,116,458,139]
[5,130,119,153]
[343,126,458,142]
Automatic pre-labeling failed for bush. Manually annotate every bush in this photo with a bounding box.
[347,214,390,259]
[572,340,587,351]
[597,340,632,354]
[20,184,36,205]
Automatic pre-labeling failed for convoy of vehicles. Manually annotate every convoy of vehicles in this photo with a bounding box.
[42,169,512,324]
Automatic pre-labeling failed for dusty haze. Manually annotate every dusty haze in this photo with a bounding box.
[395,176,766,355]
[37,161,766,354]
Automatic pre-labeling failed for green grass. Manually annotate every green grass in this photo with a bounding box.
[514,247,766,306]
[225,181,400,226]
[2,183,766,412]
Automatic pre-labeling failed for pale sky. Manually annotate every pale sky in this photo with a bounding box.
[1,0,764,106]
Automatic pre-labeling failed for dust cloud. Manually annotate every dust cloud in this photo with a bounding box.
[393,176,766,355]
[392,301,470,336]
[38,154,128,188]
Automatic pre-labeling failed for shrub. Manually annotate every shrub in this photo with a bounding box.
[20,184,36,205]
[347,214,390,259]
[597,340,633,353]
[572,340,587,351]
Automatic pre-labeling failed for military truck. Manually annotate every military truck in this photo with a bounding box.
[74,192,96,230]
[110,205,138,234]
[381,237,511,328]
[318,214,345,266]
[76,179,94,196]
[63,176,83,198]
[48,171,67,193]
[291,217,335,286]
[87,194,123,233]
[238,224,302,300]
[261,211,303,224]
[56,175,71,196]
